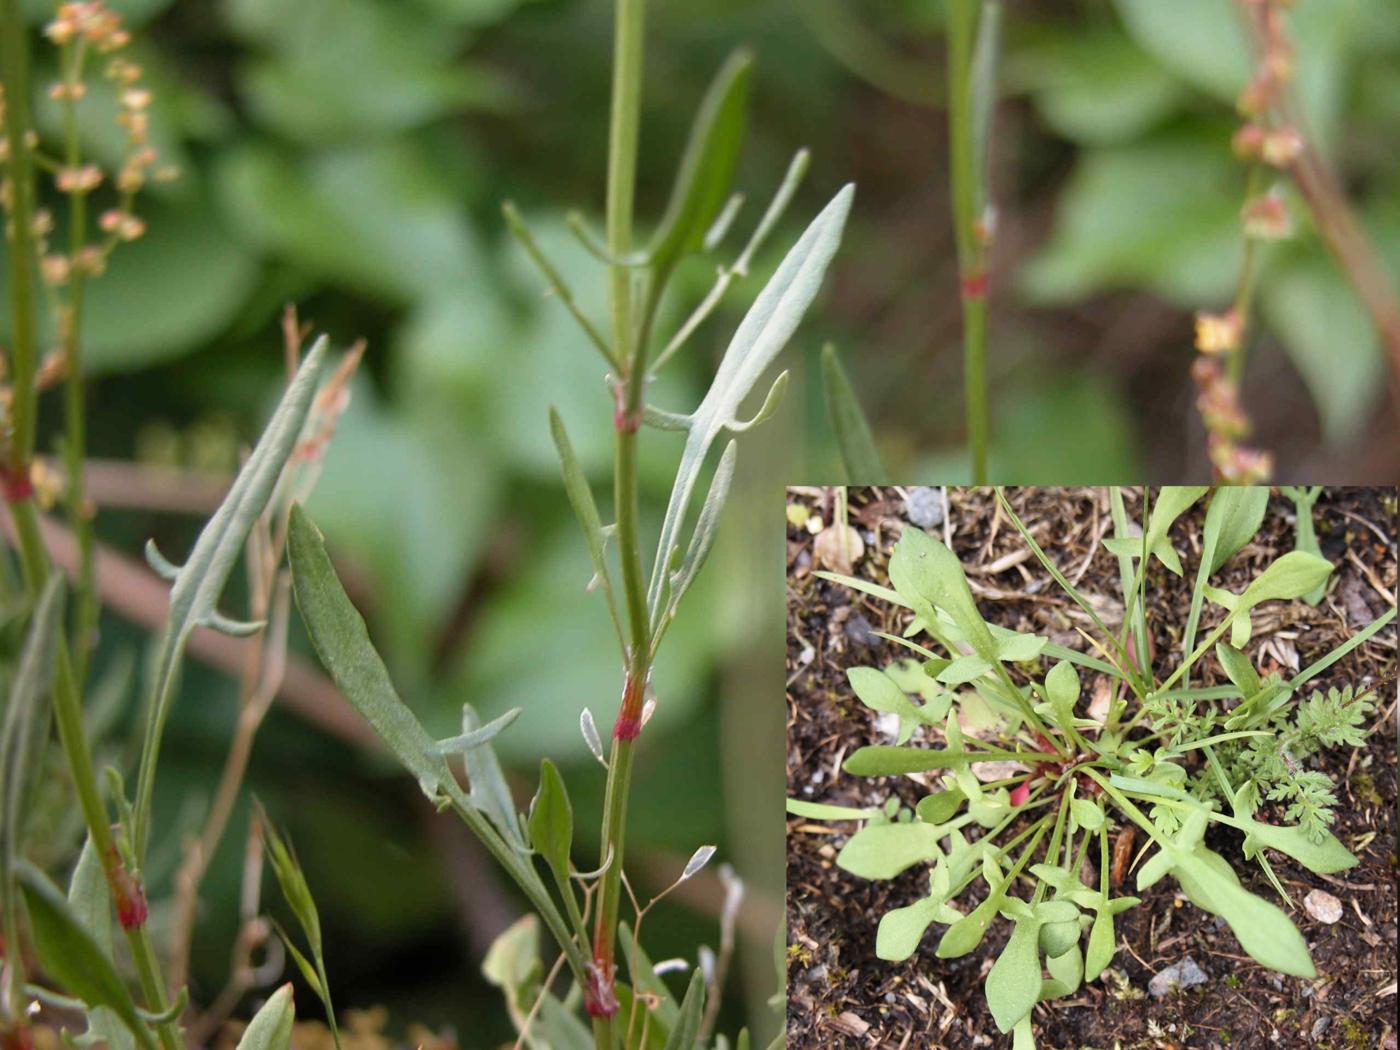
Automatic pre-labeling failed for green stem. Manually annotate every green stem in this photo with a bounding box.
[8,504,181,1050]
[594,0,647,1044]
[947,0,989,483]
[1,0,39,469]
[59,40,97,686]
[0,26,177,1042]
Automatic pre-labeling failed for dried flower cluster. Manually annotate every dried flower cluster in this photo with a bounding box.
[1188,0,1306,483]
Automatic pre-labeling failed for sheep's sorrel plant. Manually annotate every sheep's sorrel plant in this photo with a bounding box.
[789,487,1394,1047]
[2,3,850,1050]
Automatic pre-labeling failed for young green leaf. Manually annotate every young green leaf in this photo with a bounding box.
[288,503,586,984]
[1283,488,1327,605]
[17,862,154,1050]
[917,788,966,825]
[936,891,1001,959]
[661,438,737,634]
[1044,940,1083,996]
[647,184,855,626]
[1175,850,1315,977]
[136,338,330,852]
[889,526,998,664]
[835,822,943,880]
[876,886,962,961]
[1238,550,1334,608]
[257,807,339,1050]
[844,745,996,776]
[661,968,707,1050]
[986,915,1042,1032]
[1206,487,1270,574]
[1181,487,1271,687]
[848,666,933,744]
[1143,486,1208,575]
[528,758,573,885]
[1,576,62,930]
[288,504,455,801]
[1239,818,1357,874]
[1215,643,1260,698]
[459,703,527,848]
[549,407,624,649]
[785,798,879,821]
[1069,798,1104,832]
[820,343,888,483]
[649,50,753,276]
[66,838,136,1050]
[236,984,295,1050]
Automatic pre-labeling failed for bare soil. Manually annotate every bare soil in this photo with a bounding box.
[785,487,1398,1050]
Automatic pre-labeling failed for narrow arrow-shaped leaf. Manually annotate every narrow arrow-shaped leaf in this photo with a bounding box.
[647,185,854,623]
[136,338,330,850]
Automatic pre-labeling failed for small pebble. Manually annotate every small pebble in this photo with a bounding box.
[1148,956,1208,998]
[875,711,901,740]
[1303,888,1343,925]
[904,487,946,529]
[1311,1015,1331,1040]
[844,613,878,647]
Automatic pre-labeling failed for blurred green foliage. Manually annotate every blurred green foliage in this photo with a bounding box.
[4,0,1397,1042]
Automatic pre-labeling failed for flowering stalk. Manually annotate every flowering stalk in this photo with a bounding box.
[1189,0,1308,483]
[43,7,160,682]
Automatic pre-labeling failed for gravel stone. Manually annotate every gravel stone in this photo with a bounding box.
[904,487,946,529]
[1148,956,1208,998]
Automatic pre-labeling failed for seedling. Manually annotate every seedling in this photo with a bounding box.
[792,487,1392,1047]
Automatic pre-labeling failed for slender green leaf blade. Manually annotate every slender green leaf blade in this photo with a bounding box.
[660,968,707,1050]
[820,343,887,482]
[785,799,878,821]
[649,50,753,273]
[17,863,151,1049]
[288,504,454,799]
[844,745,983,776]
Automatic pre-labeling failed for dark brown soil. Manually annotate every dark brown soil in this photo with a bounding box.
[785,487,1398,1050]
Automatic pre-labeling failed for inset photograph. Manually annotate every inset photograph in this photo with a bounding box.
[785,487,1396,1048]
